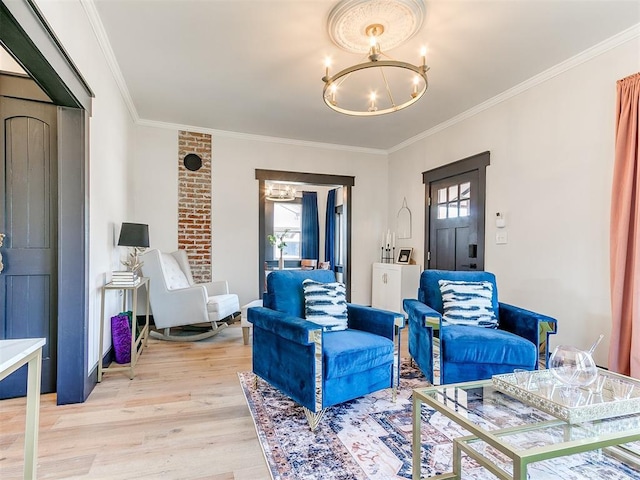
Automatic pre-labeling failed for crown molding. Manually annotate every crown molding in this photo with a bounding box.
[136,118,387,155]
[81,0,382,154]
[81,0,139,122]
[388,22,640,154]
[81,0,637,156]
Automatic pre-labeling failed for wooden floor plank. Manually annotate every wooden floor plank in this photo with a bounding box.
[0,321,411,479]
[0,325,271,479]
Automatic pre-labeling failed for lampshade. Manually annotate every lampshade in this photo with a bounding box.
[117,222,149,248]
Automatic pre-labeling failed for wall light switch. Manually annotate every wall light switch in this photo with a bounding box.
[496,231,508,244]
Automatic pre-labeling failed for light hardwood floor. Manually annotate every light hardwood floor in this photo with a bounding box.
[0,324,271,479]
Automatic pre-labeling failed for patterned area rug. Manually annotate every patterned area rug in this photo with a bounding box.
[239,361,640,480]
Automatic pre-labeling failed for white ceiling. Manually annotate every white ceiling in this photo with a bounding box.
[92,0,640,151]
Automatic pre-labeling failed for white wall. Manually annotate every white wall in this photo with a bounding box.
[0,46,26,74]
[388,38,640,367]
[39,0,637,373]
[133,129,389,306]
[36,0,136,371]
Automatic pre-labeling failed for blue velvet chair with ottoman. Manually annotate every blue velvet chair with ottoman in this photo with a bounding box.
[248,269,404,430]
[403,270,557,385]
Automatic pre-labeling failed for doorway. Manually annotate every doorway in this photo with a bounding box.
[423,152,490,271]
[0,96,58,398]
[256,169,355,300]
[1,0,93,404]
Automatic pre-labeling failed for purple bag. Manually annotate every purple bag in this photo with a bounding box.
[111,314,132,364]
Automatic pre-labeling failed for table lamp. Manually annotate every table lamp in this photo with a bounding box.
[117,222,149,273]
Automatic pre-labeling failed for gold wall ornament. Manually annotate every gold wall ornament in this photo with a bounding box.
[396,197,412,239]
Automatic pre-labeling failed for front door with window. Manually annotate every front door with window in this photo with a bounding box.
[429,171,479,270]
[423,152,489,272]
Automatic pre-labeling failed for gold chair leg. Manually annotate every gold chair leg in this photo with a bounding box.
[303,407,327,431]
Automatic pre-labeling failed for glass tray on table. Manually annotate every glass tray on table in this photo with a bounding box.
[492,368,640,424]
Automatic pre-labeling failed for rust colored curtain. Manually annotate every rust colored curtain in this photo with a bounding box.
[610,72,640,378]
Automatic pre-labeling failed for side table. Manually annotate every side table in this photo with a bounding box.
[240,299,262,345]
[98,277,150,381]
[0,338,46,480]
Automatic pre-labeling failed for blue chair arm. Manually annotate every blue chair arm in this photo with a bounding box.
[347,304,402,341]
[403,299,437,384]
[247,307,317,345]
[403,299,441,328]
[499,303,558,366]
[248,306,321,411]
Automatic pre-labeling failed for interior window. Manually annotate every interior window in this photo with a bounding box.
[272,202,302,259]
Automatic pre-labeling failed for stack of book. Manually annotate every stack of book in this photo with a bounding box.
[111,271,141,286]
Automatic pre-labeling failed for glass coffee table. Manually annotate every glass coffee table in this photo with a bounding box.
[412,377,640,479]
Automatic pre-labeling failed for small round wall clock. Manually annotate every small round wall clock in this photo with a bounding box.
[183,153,202,171]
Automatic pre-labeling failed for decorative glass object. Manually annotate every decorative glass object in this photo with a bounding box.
[548,344,598,389]
[492,368,640,424]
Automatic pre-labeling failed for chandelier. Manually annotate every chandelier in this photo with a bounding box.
[322,0,429,117]
[266,183,296,202]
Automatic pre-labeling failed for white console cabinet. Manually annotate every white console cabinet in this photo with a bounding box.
[371,262,421,315]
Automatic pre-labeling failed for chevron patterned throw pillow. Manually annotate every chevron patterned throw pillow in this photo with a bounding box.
[302,279,348,332]
[438,280,498,328]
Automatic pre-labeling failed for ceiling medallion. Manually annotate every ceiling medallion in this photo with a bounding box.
[323,0,429,116]
[328,0,425,54]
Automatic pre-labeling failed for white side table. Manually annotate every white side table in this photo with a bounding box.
[0,338,46,480]
[98,277,150,381]
[240,299,262,345]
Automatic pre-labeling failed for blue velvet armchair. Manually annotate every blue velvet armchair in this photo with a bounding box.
[403,270,557,385]
[248,270,404,430]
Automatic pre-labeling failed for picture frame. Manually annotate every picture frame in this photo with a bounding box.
[396,248,413,265]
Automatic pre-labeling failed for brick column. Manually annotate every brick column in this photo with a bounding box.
[178,131,211,283]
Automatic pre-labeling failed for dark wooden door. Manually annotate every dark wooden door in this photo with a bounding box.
[429,170,481,271]
[0,96,58,398]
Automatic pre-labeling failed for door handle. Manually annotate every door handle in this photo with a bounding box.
[0,233,5,274]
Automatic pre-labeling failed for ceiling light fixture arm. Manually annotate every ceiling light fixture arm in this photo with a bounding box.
[322,60,429,116]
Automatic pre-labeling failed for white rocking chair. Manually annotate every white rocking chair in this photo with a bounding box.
[140,249,239,341]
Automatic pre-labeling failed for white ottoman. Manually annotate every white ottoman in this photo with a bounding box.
[241,299,262,345]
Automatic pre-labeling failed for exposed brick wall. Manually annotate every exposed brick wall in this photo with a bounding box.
[178,131,211,283]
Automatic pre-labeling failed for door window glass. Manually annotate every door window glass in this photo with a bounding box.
[437,183,471,219]
[459,200,470,217]
[437,188,447,204]
[460,182,471,199]
[448,185,458,202]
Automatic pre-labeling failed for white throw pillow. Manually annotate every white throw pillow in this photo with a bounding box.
[438,280,498,328]
[302,279,348,332]
[161,253,190,290]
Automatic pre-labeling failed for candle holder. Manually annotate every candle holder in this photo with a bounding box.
[381,246,395,263]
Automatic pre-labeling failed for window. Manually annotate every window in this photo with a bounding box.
[437,181,471,219]
[272,202,302,259]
